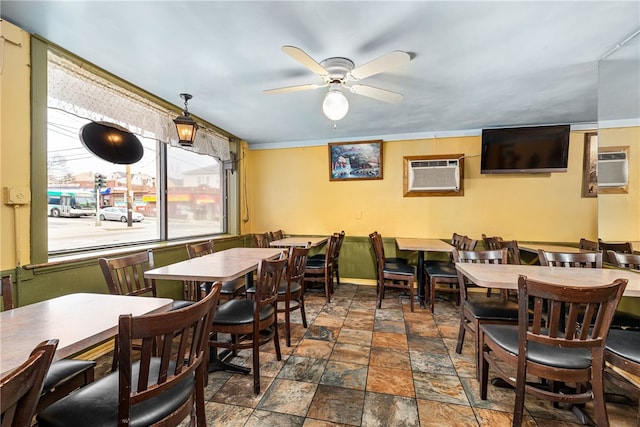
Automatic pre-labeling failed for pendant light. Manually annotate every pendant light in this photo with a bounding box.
[173,93,198,146]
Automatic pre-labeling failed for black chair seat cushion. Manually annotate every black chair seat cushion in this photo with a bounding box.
[425,263,457,278]
[171,300,196,310]
[382,263,414,276]
[610,311,640,330]
[37,359,193,427]
[606,329,640,364]
[482,324,592,369]
[305,259,326,269]
[42,359,96,392]
[465,297,519,320]
[201,277,245,295]
[308,253,325,261]
[212,299,275,326]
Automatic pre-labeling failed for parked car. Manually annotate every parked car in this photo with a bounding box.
[99,207,144,222]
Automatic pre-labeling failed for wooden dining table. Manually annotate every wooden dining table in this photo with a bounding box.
[0,293,173,376]
[269,236,328,248]
[395,237,455,306]
[455,263,640,297]
[144,246,285,373]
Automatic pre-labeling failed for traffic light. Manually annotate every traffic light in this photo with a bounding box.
[94,173,106,188]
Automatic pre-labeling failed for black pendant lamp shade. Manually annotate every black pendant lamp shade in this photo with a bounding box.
[80,122,143,164]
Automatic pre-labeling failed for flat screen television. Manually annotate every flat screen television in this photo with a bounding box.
[480,125,570,174]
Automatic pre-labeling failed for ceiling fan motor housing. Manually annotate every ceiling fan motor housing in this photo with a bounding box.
[320,57,355,82]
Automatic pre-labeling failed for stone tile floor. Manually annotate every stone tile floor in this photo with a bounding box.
[166,283,637,426]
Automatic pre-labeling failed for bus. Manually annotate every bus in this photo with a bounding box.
[47,189,96,217]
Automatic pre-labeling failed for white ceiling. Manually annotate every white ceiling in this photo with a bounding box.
[2,1,639,148]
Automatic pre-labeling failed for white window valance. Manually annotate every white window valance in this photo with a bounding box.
[47,52,230,161]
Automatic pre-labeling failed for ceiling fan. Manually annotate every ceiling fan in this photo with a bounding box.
[264,46,411,121]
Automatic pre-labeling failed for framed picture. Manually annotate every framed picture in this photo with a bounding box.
[582,132,598,198]
[328,140,383,181]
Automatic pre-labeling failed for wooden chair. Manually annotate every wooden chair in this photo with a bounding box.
[252,233,270,248]
[37,282,221,427]
[209,256,287,394]
[1,339,58,427]
[269,229,284,241]
[479,275,627,427]
[99,251,193,369]
[186,240,246,301]
[308,230,346,288]
[607,250,640,270]
[248,245,311,347]
[578,238,599,251]
[481,234,503,250]
[279,245,310,347]
[453,248,519,378]
[305,233,340,303]
[425,235,477,313]
[607,251,640,330]
[604,329,640,425]
[598,239,634,264]
[537,249,603,268]
[1,275,95,414]
[370,231,416,312]
[482,239,521,297]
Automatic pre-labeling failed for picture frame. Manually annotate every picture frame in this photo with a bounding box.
[328,140,383,181]
[582,132,598,198]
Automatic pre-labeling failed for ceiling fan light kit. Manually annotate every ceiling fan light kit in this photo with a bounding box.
[322,83,349,121]
[265,46,410,122]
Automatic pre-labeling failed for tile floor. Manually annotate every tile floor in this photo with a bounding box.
[187,284,638,426]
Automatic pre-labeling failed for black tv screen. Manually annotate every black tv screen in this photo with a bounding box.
[480,125,570,174]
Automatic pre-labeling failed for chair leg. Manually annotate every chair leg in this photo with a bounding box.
[430,278,436,314]
[299,295,308,328]
[273,319,282,361]
[324,277,331,303]
[591,355,610,427]
[377,284,384,309]
[252,337,261,395]
[408,279,414,312]
[455,314,466,354]
[284,300,291,347]
[479,337,489,400]
[513,354,528,426]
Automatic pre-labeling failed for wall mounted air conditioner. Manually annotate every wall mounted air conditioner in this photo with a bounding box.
[598,151,628,187]
[408,159,460,191]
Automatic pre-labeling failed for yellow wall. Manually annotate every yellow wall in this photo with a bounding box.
[243,133,598,242]
[598,126,640,241]
[0,20,31,271]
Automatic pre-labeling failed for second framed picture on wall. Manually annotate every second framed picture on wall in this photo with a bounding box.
[328,140,383,181]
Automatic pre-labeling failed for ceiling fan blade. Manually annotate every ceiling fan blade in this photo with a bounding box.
[349,51,410,80]
[281,46,329,77]
[263,83,325,94]
[350,84,404,103]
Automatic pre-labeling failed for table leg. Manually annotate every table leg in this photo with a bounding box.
[208,337,251,374]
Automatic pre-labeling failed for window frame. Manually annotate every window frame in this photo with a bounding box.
[30,37,238,263]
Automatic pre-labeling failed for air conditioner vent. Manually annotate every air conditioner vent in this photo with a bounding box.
[598,151,628,188]
[408,159,460,191]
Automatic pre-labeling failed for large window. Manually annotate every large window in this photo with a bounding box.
[46,50,227,254]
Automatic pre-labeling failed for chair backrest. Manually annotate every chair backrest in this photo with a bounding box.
[1,275,14,311]
[607,251,640,271]
[186,240,214,258]
[117,281,221,427]
[269,230,284,241]
[252,233,270,248]
[254,256,288,310]
[494,240,522,265]
[287,245,310,289]
[517,275,626,353]
[458,236,478,251]
[451,233,465,248]
[538,250,603,268]
[482,234,504,250]
[578,238,599,251]
[1,339,58,427]
[598,239,634,264]
[99,250,157,297]
[369,232,384,279]
[333,231,346,264]
[454,249,508,301]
